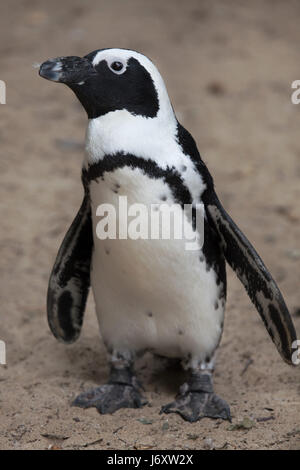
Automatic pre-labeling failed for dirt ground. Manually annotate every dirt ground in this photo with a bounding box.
[0,0,299,451]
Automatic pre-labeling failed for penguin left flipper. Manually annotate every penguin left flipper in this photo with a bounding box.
[47,192,93,343]
[204,190,297,365]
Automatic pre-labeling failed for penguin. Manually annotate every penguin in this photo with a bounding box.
[39,48,298,422]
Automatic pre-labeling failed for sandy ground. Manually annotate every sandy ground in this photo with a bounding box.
[0,0,299,450]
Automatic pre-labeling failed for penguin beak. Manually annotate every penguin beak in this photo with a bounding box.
[39,56,96,84]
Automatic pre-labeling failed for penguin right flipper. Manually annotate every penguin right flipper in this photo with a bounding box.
[205,191,297,365]
[47,192,93,343]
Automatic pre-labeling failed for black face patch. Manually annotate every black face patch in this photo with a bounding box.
[69,57,159,119]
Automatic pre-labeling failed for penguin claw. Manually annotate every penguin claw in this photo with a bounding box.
[72,384,147,414]
[160,391,231,423]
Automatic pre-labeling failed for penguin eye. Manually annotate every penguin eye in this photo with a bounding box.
[111,61,123,71]
[108,60,126,75]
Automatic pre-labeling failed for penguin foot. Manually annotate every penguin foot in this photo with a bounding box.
[72,365,147,414]
[160,391,231,422]
[72,383,147,414]
[160,371,231,422]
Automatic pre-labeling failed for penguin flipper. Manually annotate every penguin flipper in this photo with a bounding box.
[205,191,297,365]
[47,193,93,343]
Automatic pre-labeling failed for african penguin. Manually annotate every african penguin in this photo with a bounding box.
[39,48,298,422]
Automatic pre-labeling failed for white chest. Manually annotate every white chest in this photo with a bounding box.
[89,166,224,362]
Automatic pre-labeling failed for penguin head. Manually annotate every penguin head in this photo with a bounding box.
[39,48,173,121]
